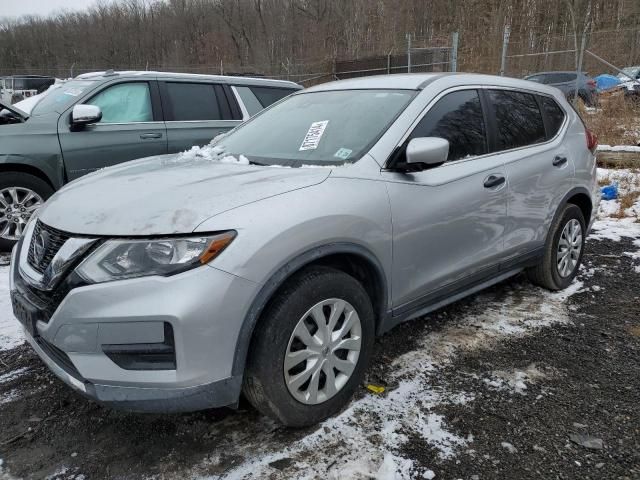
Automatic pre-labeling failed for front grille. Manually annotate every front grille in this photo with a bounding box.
[14,267,74,323]
[27,220,71,274]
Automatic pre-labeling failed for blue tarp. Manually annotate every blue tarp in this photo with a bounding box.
[601,184,618,201]
[595,74,622,92]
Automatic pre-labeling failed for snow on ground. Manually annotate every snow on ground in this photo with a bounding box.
[0,265,22,352]
[597,167,640,219]
[597,144,640,153]
[173,278,580,480]
[0,367,28,384]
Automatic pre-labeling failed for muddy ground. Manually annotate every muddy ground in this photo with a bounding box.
[0,234,639,480]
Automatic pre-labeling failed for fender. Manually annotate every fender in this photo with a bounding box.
[231,242,390,377]
[549,185,594,234]
[0,155,65,190]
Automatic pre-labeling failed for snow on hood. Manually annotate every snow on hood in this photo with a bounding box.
[38,151,331,236]
[13,82,63,114]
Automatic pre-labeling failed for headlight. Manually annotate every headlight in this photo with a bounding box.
[76,231,236,284]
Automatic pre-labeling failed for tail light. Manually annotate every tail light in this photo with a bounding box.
[586,128,598,154]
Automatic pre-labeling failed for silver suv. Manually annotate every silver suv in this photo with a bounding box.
[10,73,599,427]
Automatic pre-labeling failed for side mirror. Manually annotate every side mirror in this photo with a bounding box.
[405,137,449,167]
[72,104,102,125]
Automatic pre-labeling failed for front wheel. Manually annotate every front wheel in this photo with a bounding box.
[243,266,375,427]
[527,203,586,290]
[0,172,53,252]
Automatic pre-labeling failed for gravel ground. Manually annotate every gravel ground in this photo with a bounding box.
[0,230,639,479]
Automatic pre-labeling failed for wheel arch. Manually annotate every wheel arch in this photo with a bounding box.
[231,243,389,377]
[546,186,593,247]
[560,187,593,228]
[0,162,60,191]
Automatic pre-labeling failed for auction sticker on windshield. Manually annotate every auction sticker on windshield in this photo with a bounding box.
[299,120,329,151]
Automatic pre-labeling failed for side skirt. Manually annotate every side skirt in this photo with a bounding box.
[380,247,543,334]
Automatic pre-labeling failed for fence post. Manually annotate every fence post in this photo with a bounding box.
[406,33,412,73]
[574,30,587,107]
[500,25,510,76]
[387,51,391,74]
[450,32,459,72]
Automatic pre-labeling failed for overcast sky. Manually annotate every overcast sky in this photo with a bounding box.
[0,0,112,19]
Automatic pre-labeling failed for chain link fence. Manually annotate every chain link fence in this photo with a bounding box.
[500,28,640,80]
[3,29,639,88]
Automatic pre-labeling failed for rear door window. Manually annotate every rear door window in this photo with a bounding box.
[488,90,546,151]
[540,96,566,139]
[407,89,488,161]
[86,82,153,123]
[249,86,296,107]
[164,82,222,121]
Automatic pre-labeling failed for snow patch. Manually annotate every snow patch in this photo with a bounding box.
[482,364,548,395]
[13,81,64,114]
[0,367,29,384]
[0,389,20,405]
[590,218,640,242]
[177,142,249,165]
[500,442,518,454]
[597,144,640,153]
[0,265,23,351]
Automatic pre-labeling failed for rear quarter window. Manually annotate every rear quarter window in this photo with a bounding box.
[249,86,297,107]
[489,89,546,151]
[540,96,566,139]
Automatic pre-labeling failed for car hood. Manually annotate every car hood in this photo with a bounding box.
[38,154,331,235]
[0,99,29,122]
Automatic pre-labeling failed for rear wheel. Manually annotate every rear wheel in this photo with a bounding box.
[243,266,375,427]
[527,203,586,290]
[0,173,53,252]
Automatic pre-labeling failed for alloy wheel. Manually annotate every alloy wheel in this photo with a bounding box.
[0,187,43,241]
[284,298,362,405]
[557,218,582,278]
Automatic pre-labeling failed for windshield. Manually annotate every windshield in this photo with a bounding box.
[31,79,99,115]
[216,89,415,166]
[618,67,640,81]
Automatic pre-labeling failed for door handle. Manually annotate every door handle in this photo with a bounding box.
[552,155,568,167]
[140,133,162,139]
[483,175,506,189]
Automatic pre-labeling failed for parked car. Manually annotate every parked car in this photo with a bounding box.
[617,66,640,82]
[0,71,301,250]
[524,71,597,106]
[0,75,55,104]
[614,66,640,102]
[10,73,599,427]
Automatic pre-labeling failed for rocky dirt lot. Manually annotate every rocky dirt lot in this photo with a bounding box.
[0,197,639,480]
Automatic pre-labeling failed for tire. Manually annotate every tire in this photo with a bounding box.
[243,265,375,427]
[0,172,53,252]
[527,203,586,291]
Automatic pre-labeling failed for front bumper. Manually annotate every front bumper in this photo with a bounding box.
[10,239,259,413]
